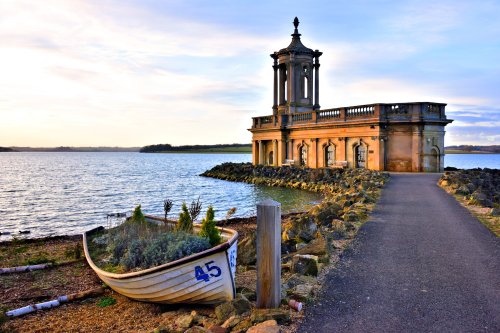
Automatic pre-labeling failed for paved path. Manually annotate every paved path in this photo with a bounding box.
[299,173,500,333]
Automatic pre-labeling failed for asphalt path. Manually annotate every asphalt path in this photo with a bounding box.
[299,173,500,332]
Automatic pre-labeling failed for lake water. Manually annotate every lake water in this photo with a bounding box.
[444,154,499,169]
[0,152,322,239]
[0,152,498,239]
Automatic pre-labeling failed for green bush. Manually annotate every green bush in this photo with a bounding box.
[176,202,193,233]
[131,205,146,224]
[199,206,221,246]
[142,232,211,268]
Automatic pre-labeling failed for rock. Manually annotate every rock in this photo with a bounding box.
[184,327,209,333]
[214,295,252,323]
[247,320,280,333]
[237,288,257,302]
[208,325,228,333]
[231,318,253,333]
[283,273,317,290]
[282,215,317,243]
[296,235,327,256]
[238,234,256,265]
[250,308,290,325]
[291,254,319,276]
[287,283,314,302]
[221,315,242,329]
[176,314,195,330]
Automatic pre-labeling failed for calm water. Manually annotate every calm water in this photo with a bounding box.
[0,152,322,239]
[0,152,497,239]
[445,154,499,169]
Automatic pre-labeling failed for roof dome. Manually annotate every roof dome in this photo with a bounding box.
[276,17,314,56]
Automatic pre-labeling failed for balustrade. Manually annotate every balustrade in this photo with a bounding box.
[346,105,375,118]
[292,112,313,122]
[251,102,444,129]
[317,108,341,121]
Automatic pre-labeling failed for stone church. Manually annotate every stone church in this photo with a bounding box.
[249,18,453,172]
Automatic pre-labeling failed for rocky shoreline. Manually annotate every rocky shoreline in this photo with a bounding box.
[2,164,389,333]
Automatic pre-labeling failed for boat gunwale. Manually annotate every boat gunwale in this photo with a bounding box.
[83,215,238,280]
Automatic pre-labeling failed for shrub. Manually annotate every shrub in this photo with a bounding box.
[163,199,173,221]
[142,232,211,268]
[189,197,202,221]
[176,202,193,233]
[199,206,222,246]
[131,205,146,224]
[122,239,146,270]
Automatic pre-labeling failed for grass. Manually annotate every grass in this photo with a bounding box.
[0,238,80,268]
[158,146,251,154]
[444,149,495,154]
[96,296,116,307]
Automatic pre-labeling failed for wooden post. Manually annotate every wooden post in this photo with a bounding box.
[256,199,281,308]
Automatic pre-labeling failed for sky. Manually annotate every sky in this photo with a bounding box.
[0,0,499,147]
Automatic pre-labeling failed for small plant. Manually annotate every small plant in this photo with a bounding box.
[225,207,237,221]
[176,202,193,233]
[163,198,173,221]
[131,205,146,224]
[200,206,222,246]
[64,243,82,260]
[189,197,202,221]
[96,296,116,307]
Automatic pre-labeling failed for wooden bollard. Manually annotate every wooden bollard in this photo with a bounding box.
[256,199,281,308]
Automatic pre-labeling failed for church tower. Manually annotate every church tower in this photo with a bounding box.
[271,17,322,115]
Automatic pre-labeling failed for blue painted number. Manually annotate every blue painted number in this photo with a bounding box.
[194,261,221,282]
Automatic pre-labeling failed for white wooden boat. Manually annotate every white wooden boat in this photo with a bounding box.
[83,215,238,304]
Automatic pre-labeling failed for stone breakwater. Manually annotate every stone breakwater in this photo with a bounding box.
[202,162,390,256]
[200,163,390,330]
[439,168,499,208]
[201,162,388,194]
[439,169,499,238]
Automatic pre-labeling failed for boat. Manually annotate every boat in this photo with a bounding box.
[83,215,238,304]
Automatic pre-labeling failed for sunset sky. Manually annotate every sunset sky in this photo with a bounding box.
[1,0,499,147]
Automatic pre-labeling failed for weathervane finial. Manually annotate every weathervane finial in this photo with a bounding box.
[293,17,299,29]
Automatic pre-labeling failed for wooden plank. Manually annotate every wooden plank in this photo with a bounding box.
[256,199,281,308]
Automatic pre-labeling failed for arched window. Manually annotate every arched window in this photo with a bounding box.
[303,66,309,99]
[325,144,335,167]
[355,145,366,168]
[300,145,308,166]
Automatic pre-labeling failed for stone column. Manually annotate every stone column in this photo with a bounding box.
[288,140,293,161]
[252,141,258,165]
[289,55,295,110]
[258,140,264,165]
[272,54,278,114]
[313,59,320,110]
[279,66,286,105]
[311,138,318,168]
[273,140,278,166]
[279,139,286,166]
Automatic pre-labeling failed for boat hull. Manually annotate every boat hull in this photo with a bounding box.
[83,216,238,304]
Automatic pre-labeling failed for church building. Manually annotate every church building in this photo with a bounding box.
[249,18,453,172]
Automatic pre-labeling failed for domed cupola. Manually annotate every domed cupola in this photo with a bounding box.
[271,17,322,115]
[277,17,315,56]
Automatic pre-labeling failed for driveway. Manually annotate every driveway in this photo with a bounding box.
[299,173,500,332]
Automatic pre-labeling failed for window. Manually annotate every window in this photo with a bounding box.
[325,144,335,167]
